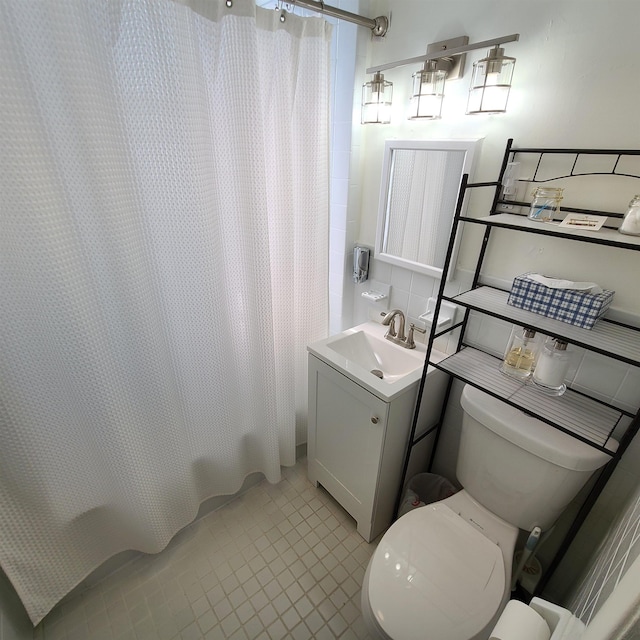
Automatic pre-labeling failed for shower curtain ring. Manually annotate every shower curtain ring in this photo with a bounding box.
[277,0,294,22]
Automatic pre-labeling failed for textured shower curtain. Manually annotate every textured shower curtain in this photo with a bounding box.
[0,0,330,624]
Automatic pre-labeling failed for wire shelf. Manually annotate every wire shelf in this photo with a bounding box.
[460,213,640,250]
[431,347,620,453]
[447,287,640,367]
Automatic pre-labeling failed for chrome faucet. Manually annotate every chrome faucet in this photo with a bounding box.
[381,309,406,342]
[380,310,426,349]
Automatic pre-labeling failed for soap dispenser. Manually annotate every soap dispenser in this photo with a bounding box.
[353,246,370,283]
[500,327,539,380]
[532,337,571,395]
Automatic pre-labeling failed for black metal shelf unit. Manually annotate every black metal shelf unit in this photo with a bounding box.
[397,139,640,596]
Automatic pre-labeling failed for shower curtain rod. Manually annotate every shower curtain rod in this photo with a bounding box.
[287,0,389,36]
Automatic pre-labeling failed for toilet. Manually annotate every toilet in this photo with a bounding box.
[361,384,616,640]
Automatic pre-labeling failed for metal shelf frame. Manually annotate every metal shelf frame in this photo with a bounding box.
[394,139,640,597]
[447,287,640,367]
[433,347,624,452]
[460,213,640,250]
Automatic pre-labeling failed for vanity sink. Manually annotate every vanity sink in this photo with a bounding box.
[308,321,446,401]
[326,330,423,382]
[307,320,451,540]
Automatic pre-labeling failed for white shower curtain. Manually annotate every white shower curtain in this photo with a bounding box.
[0,0,330,624]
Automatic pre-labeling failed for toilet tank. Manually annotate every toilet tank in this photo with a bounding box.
[457,385,616,531]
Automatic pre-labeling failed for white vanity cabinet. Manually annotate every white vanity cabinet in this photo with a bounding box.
[307,355,421,542]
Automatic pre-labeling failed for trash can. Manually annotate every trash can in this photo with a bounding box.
[398,472,458,518]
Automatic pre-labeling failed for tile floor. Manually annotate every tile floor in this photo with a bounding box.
[37,459,377,640]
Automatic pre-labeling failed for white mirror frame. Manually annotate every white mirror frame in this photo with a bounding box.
[375,139,480,280]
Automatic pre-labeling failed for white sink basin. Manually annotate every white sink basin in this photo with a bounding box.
[326,330,424,383]
[308,321,446,401]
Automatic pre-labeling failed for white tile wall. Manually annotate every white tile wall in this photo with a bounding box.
[572,353,631,406]
[326,1,362,335]
[615,368,640,415]
[353,259,437,327]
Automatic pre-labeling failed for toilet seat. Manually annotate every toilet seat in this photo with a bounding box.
[366,502,505,640]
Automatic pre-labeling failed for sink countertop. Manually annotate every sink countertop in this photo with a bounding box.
[307,321,447,402]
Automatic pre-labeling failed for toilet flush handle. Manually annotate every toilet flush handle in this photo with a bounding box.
[371,416,379,424]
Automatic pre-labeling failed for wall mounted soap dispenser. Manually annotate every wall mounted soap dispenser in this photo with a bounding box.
[353,246,370,283]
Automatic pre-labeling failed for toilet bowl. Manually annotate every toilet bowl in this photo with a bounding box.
[361,384,616,640]
[361,491,518,640]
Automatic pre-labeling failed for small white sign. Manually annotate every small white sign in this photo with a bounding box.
[559,214,608,231]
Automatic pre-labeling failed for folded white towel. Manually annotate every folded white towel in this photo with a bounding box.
[527,274,603,294]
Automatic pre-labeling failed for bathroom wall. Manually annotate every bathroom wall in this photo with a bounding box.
[327,0,363,335]
[347,0,640,606]
[352,0,640,323]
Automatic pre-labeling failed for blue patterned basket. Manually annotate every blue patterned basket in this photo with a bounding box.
[507,273,615,329]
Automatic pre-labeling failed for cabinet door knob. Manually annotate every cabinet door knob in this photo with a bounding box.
[371,416,379,424]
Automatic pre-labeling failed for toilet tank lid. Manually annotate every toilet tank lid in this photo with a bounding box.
[460,385,617,472]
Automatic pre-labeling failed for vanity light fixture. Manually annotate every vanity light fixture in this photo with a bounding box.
[361,71,393,124]
[466,46,516,114]
[362,33,519,123]
[409,60,447,119]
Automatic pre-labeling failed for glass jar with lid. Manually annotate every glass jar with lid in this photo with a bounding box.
[618,195,640,236]
[528,187,564,222]
[533,337,571,396]
[500,327,540,380]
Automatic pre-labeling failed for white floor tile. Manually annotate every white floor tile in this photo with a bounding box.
[39,459,376,639]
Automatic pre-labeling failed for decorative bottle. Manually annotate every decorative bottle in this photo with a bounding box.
[618,195,640,236]
[528,187,564,222]
[532,337,571,395]
[500,327,539,380]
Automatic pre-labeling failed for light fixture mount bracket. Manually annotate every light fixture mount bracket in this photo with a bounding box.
[365,33,518,75]
[426,36,469,80]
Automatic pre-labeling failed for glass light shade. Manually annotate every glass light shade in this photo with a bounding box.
[361,72,393,124]
[409,61,446,119]
[466,47,515,114]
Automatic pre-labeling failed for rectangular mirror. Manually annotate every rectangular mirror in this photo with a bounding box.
[375,139,480,279]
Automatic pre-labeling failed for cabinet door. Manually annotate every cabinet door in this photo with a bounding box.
[308,357,388,529]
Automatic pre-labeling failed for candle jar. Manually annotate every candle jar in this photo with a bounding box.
[528,187,564,222]
[500,327,540,380]
[618,195,640,236]
[532,337,571,395]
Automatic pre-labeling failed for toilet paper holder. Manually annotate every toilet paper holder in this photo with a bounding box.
[490,598,585,640]
[530,598,585,640]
